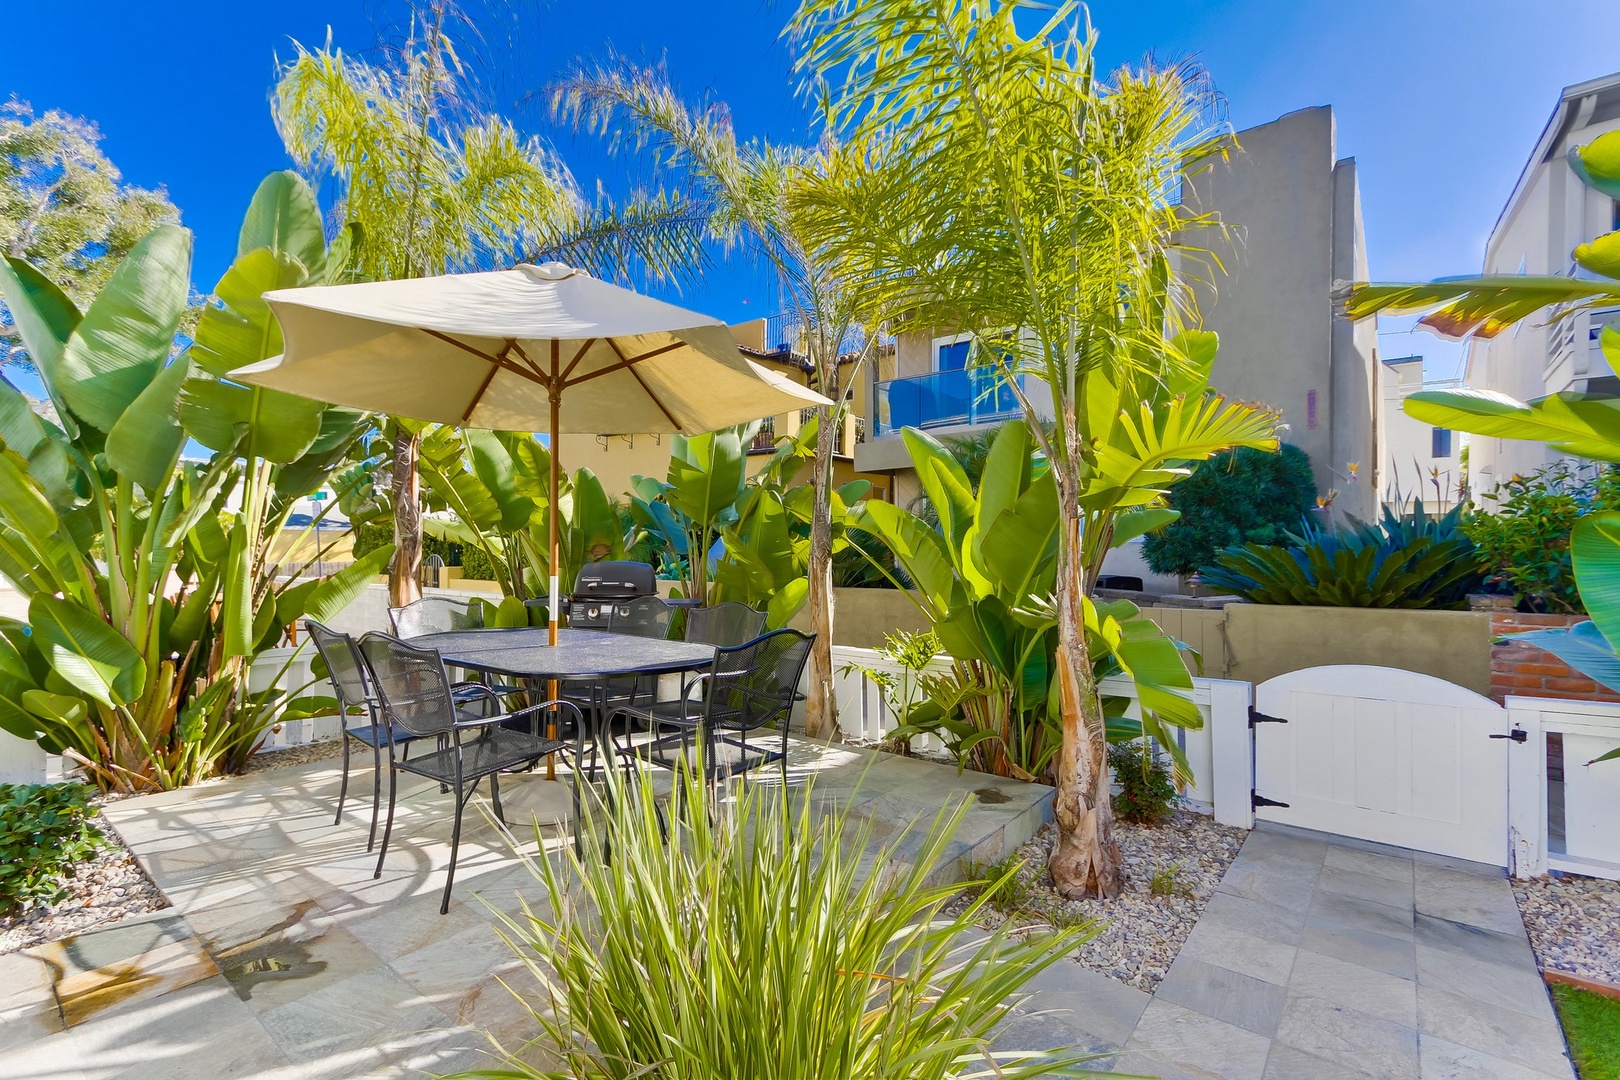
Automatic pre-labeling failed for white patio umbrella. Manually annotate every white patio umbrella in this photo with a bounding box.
[235,261,831,773]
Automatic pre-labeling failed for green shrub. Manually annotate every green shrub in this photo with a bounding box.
[1464,462,1620,613]
[462,768,1099,1080]
[1108,740,1179,826]
[1201,501,1484,609]
[353,520,466,575]
[1143,444,1318,577]
[0,783,106,916]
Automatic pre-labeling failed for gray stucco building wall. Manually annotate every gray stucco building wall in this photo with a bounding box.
[1177,106,1380,518]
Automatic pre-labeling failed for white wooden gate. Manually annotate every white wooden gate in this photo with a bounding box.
[1253,665,1511,866]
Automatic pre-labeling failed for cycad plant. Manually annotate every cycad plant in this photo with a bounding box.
[1202,502,1483,609]
[462,766,1103,1080]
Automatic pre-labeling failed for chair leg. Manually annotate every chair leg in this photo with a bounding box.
[367,740,383,852]
[374,763,398,879]
[490,770,505,825]
[334,735,351,826]
[442,783,469,915]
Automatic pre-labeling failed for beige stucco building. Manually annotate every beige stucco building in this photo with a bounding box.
[854,105,1383,519]
[1461,71,1620,496]
[558,315,883,501]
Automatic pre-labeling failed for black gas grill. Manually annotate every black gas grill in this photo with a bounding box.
[567,561,658,628]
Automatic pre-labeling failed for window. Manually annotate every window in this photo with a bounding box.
[1432,427,1453,458]
[936,338,971,371]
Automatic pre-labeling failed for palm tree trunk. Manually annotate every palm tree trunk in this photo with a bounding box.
[390,427,423,607]
[1047,459,1122,899]
[803,399,839,740]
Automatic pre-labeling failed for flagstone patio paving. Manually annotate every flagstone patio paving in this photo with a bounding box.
[0,742,1577,1080]
[0,739,1051,1080]
[996,823,1579,1080]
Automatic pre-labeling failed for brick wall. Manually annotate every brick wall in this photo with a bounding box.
[1489,612,1620,704]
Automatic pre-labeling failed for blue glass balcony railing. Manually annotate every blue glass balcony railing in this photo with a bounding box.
[874,368,1022,436]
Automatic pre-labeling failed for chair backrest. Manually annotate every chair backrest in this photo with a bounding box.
[683,602,768,648]
[388,596,483,638]
[305,619,371,713]
[609,595,676,639]
[356,632,458,738]
[707,629,815,731]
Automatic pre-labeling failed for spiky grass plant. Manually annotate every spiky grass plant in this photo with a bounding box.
[456,765,1108,1079]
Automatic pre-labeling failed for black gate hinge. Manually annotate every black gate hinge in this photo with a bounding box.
[1489,729,1528,743]
[1249,707,1288,728]
[1252,793,1291,809]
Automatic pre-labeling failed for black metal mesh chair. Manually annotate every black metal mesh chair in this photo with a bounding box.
[615,629,814,782]
[683,602,767,647]
[307,619,427,852]
[358,632,581,914]
[561,596,677,719]
[388,596,484,637]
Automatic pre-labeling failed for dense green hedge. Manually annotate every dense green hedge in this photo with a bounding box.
[1143,444,1318,577]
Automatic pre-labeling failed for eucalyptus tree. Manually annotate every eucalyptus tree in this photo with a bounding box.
[789,0,1279,897]
[273,4,703,606]
[554,66,875,738]
[1,100,181,368]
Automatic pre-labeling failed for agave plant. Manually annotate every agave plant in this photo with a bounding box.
[0,172,389,790]
[461,766,1101,1080]
[1202,502,1484,609]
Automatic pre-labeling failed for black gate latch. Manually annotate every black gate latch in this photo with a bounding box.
[1489,729,1528,743]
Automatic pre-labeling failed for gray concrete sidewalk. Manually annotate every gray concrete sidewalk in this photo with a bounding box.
[1000,822,1577,1079]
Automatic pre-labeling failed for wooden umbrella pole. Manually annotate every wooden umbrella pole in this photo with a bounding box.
[546,349,561,781]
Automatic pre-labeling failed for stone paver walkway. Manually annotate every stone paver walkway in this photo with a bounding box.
[0,743,1579,1080]
[0,739,1050,1080]
[1000,822,1578,1079]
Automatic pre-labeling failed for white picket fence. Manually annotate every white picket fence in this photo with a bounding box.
[826,644,1254,827]
[1506,696,1620,881]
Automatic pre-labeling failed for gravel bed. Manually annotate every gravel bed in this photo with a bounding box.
[951,810,1247,992]
[0,740,343,955]
[240,737,343,776]
[0,794,167,956]
[1514,872,1620,987]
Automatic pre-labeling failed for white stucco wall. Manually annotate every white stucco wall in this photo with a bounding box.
[1466,74,1620,498]
[1381,357,1465,510]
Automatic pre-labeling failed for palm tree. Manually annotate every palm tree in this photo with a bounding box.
[273,3,704,606]
[553,64,875,739]
[788,0,1278,897]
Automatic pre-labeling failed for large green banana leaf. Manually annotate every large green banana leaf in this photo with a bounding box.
[29,593,146,707]
[56,224,191,433]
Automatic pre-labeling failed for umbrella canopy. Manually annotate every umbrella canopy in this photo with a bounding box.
[234,261,832,780]
[233,261,829,434]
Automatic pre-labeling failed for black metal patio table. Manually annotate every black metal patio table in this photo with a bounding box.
[406,626,716,771]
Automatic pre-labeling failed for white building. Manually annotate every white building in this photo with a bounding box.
[1463,71,1620,495]
[1381,356,1465,512]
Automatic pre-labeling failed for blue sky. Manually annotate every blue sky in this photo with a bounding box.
[9,0,1620,381]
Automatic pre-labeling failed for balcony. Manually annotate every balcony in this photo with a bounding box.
[747,409,867,457]
[874,368,1023,436]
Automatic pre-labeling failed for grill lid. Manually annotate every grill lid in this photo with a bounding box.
[570,560,657,600]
